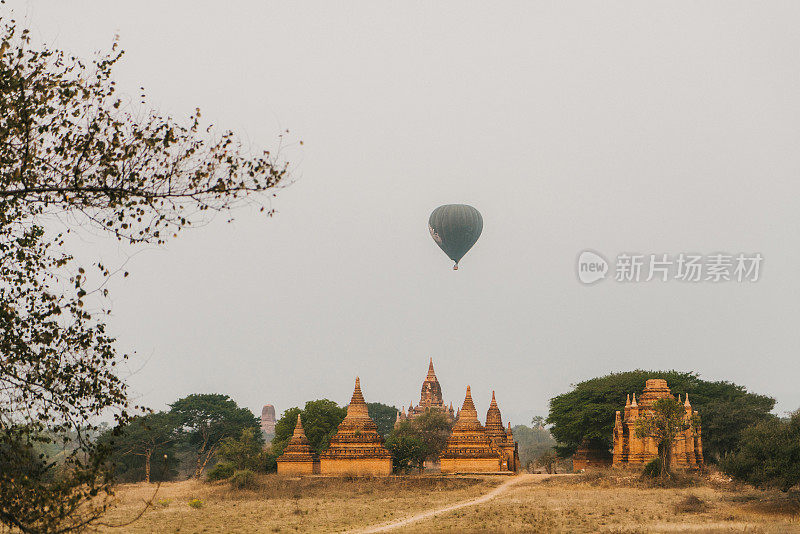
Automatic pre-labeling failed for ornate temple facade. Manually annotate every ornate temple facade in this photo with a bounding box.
[277,414,319,475]
[395,358,455,425]
[319,377,393,476]
[612,379,703,469]
[440,386,519,473]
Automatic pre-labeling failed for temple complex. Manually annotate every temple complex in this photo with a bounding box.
[277,414,319,475]
[484,391,521,472]
[395,358,455,425]
[612,379,703,469]
[319,377,393,476]
[440,386,514,473]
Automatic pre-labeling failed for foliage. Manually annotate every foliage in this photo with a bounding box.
[547,370,774,461]
[387,411,453,467]
[98,411,179,483]
[530,416,547,429]
[534,449,558,474]
[367,402,399,438]
[721,411,800,492]
[512,424,556,468]
[385,431,427,472]
[170,394,260,479]
[272,400,346,456]
[206,462,235,481]
[642,458,662,479]
[634,398,696,479]
[187,499,203,509]
[263,451,278,473]
[0,10,287,532]
[217,427,265,472]
[229,470,258,490]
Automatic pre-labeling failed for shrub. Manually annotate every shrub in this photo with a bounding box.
[230,469,259,490]
[207,462,236,481]
[721,412,800,492]
[187,499,203,509]
[642,458,662,479]
[263,451,278,473]
[673,494,707,513]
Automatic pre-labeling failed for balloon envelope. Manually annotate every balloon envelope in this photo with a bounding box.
[428,204,483,268]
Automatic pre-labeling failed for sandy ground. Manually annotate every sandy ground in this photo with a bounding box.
[90,472,800,533]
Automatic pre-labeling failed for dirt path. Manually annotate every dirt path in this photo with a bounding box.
[353,474,551,533]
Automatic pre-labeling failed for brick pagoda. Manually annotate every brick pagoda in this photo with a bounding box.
[440,386,506,473]
[277,414,319,475]
[612,379,703,469]
[319,377,393,476]
[395,358,455,426]
[485,391,520,472]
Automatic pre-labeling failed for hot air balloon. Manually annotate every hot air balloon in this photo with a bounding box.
[428,204,483,270]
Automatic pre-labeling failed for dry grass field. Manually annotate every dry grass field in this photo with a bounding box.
[91,471,800,533]
[94,475,500,533]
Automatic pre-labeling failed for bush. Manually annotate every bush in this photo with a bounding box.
[187,499,203,509]
[263,451,278,473]
[642,458,662,479]
[230,469,259,490]
[207,461,235,481]
[721,412,800,491]
[673,494,707,513]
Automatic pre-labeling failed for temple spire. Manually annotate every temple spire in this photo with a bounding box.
[626,394,630,407]
[344,376,369,420]
[426,357,437,381]
[292,414,306,438]
[631,393,637,408]
[684,393,691,407]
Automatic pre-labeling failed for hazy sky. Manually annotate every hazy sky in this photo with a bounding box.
[11,1,800,424]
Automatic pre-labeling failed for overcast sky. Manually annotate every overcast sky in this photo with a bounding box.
[11,1,800,424]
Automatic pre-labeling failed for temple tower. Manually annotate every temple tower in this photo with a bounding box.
[277,414,319,475]
[319,377,392,476]
[612,379,703,469]
[260,404,276,436]
[397,359,455,423]
[485,391,520,472]
[440,386,505,473]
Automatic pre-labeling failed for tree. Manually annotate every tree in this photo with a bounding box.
[410,411,453,463]
[634,398,697,480]
[385,433,427,472]
[512,424,556,468]
[272,400,346,456]
[0,13,288,532]
[547,370,774,461]
[367,402,399,438]
[99,412,178,483]
[531,416,547,429]
[170,394,261,479]
[721,411,800,492]
[386,411,453,467]
[534,449,558,474]
[217,427,266,472]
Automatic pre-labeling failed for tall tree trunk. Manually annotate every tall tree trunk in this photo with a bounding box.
[659,441,671,480]
[145,449,152,483]
[194,439,208,479]
[197,444,217,478]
